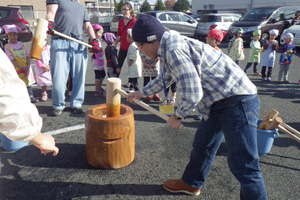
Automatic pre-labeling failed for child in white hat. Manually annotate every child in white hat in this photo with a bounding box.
[3,24,38,103]
[278,33,295,83]
[126,28,142,93]
[260,29,279,81]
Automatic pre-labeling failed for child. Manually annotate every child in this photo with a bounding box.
[88,24,105,96]
[261,29,279,81]
[34,39,52,101]
[103,32,120,78]
[3,24,38,103]
[141,52,161,101]
[126,29,142,92]
[206,29,226,51]
[228,28,245,65]
[244,30,263,76]
[278,33,295,84]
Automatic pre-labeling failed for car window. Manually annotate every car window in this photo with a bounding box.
[181,14,192,22]
[284,9,298,20]
[200,15,221,22]
[158,13,167,21]
[168,13,180,22]
[232,15,240,21]
[240,8,276,21]
[223,16,232,22]
[0,9,11,19]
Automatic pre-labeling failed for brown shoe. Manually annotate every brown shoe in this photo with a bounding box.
[163,179,200,196]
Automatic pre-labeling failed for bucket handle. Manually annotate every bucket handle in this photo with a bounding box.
[274,129,279,138]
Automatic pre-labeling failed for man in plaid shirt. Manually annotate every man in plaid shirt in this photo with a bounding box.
[127,15,267,199]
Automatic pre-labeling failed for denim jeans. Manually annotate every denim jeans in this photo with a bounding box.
[182,94,267,200]
[244,62,258,73]
[50,39,87,109]
[261,66,273,78]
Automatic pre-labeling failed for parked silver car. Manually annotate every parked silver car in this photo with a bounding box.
[110,14,123,33]
[194,13,241,41]
[145,11,198,37]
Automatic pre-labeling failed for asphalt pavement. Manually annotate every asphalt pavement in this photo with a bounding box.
[1,37,300,200]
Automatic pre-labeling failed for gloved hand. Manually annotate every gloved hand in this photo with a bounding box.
[90,38,101,53]
[47,21,56,35]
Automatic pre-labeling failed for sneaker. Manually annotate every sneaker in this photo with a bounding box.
[254,72,261,76]
[160,98,168,106]
[40,92,48,102]
[267,77,271,81]
[163,179,201,196]
[169,98,176,105]
[262,77,267,81]
[94,90,100,96]
[278,80,284,84]
[152,94,161,101]
[98,88,106,97]
[52,108,63,116]
[146,96,152,101]
[30,97,39,103]
[284,80,289,84]
[71,107,83,114]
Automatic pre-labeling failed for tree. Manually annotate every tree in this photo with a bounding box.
[140,0,152,12]
[115,0,123,12]
[154,0,166,11]
[173,0,190,12]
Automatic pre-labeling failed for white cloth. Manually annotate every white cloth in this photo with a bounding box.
[126,43,142,78]
[0,49,42,141]
[261,40,277,67]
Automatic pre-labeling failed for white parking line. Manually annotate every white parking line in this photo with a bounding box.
[44,124,85,135]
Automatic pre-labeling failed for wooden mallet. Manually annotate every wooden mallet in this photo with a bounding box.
[30,18,92,60]
[106,78,184,129]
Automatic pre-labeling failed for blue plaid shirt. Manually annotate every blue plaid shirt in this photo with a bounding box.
[140,31,257,120]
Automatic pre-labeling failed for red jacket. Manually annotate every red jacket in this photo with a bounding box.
[116,18,137,51]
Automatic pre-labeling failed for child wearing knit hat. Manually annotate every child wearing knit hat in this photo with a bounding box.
[244,30,263,76]
[103,32,120,78]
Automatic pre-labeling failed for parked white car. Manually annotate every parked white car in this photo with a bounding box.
[110,14,123,33]
[280,21,300,47]
[194,13,241,41]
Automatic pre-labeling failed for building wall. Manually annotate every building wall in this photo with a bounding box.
[191,0,300,15]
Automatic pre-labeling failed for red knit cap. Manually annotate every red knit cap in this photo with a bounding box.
[207,29,227,43]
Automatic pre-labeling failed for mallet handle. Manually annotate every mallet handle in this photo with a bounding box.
[116,88,183,129]
[277,125,300,143]
[53,30,92,48]
[280,122,300,138]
